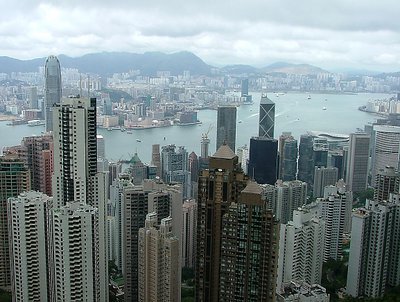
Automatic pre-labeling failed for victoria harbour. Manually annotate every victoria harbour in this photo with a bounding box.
[0,92,390,163]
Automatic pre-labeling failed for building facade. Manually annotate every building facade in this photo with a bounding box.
[8,191,50,301]
[0,155,30,289]
[345,133,370,193]
[216,106,237,152]
[138,214,180,302]
[44,55,62,132]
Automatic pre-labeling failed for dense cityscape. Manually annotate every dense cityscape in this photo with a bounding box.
[0,51,399,302]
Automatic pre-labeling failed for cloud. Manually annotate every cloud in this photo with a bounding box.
[0,0,400,71]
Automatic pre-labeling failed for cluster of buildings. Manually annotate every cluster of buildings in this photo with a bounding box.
[2,54,400,302]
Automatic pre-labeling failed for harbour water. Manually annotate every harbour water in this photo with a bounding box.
[0,92,392,163]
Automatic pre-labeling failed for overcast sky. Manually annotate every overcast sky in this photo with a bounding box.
[1,0,400,71]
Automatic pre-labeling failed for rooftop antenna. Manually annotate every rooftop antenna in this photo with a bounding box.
[79,74,82,97]
[87,74,90,98]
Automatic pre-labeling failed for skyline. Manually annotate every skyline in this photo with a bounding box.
[1,0,400,72]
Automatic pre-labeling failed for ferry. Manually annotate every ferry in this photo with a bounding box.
[27,120,45,127]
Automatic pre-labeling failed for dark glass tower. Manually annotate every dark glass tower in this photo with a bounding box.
[248,137,278,185]
[281,138,298,181]
[241,79,249,97]
[44,55,62,132]
[298,134,314,186]
[259,94,275,138]
[216,106,237,152]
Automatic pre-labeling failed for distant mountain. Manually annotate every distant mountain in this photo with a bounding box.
[0,56,44,74]
[262,62,329,75]
[375,71,400,78]
[330,68,381,76]
[0,51,212,76]
[220,64,260,75]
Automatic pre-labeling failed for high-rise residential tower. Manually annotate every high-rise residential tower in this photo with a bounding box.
[313,182,352,261]
[313,167,338,198]
[219,181,279,302]
[50,97,108,301]
[196,145,279,301]
[346,133,370,193]
[44,55,62,132]
[182,199,197,268]
[374,166,399,202]
[0,155,30,289]
[216,106,237,152]
[346,196,400,298]
[277,206,325,292]
[52,97,98,208]
[371,125,400,187]
[271,180,308,224]
[138,214,180,302]
[8,191,50,301]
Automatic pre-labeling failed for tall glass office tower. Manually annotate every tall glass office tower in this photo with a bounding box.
[44,55,62,132]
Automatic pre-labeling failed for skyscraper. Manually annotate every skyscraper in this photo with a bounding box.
[138,214,180,302]
[0,155,30,289]
[123,186,148,302]
[346,133,370,193]
[259,94,275,138]
[196,145,279,301]
[182,199,197,268]
[218,182,279,301]
[314,182,352,261]
[313,137,328,168]
[216,106,237,151]
[298,134,314,187]
[196,145,248,301]
[346,196,400,298]
[272,180,308,224]
[44,55,62,132]
[8,191,50,301]
[277,206,325,292]
[374,166,399,202]
[51,202,105,301]
[371,125,400,187]
[247,136,278,185]
[313,167,338,198]
[97,134,105,159]
[279,132,298,181]
[22,134,54,196]
[151,144,161,177]
[50,96,108,301]
[52,97,98,208]
[161,144,191,198]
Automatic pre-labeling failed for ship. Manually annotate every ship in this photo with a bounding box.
[27,120,45,127]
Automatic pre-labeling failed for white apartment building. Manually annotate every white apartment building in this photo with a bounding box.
[271,180,308,224]
[51,202,107,302]
[371,125,400,187]
[314,183,352,261]
[347,196,400,298]
[8,191,50,301]
[277,207,325,292]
